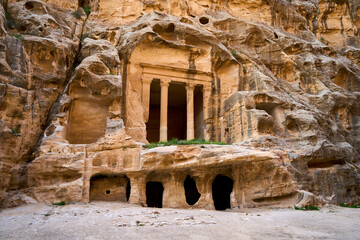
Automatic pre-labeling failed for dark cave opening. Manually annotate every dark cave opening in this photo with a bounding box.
[212,175,233,210]
[184,175,201,205]
[146,181,164,208]
[126,180,131,202]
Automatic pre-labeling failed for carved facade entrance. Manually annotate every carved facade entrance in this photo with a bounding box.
[141,64,211,142]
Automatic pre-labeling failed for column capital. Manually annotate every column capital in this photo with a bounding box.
[160,78,171,87]
[186,82,196,91]
[203,84,212,92]
[142,75,153,84]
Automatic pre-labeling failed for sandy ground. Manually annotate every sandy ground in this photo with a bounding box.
[0,202,359,240]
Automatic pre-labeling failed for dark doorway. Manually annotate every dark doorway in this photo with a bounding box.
[146,80,161,143]
[126,180,131,202]
[146,181,164,208]
[168,82,186,140]
[194,86,205,139]
[184,175,201,205]
[212,175,233,210]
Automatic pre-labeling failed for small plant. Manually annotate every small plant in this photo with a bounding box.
[81,33,90,42]
[44,213,51,217]
[72,10,82,19]
[52,201,66,206]
[294,204,319,211]
[5,11,15,28]
[10,33,22,39]
[231,49,237,58]
[144,138,227,149]
[108,72,114,75]
[10,127,20,135]
[82,6,91,17]
[320,37,325,43]
[340,203,360,208]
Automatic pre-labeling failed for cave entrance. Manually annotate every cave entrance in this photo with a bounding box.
[184,175,201,205]
[90,175,130,202]
[146,181,164,208]
[212,175,233,210]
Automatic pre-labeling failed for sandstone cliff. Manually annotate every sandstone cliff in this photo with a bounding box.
[0,0,359,209]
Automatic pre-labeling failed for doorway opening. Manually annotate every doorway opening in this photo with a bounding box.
[126,180,131,202]
[146,80,161,142]
[168,82,186,140]
[146,81,187,142]
[184,175,201,205]
[212,175,233,210]
[146,181,164,208]
[194,86,205,139]
[90,175,130,202]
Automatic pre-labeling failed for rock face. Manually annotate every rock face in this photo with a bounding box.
[0,0,359,209]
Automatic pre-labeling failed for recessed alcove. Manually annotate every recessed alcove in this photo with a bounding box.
[67,97,110,144]
[90,175,130,202]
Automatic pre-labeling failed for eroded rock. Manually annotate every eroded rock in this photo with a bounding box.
[0,0,359,209]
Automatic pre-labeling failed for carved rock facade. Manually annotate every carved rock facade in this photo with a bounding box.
[0,0,359,209]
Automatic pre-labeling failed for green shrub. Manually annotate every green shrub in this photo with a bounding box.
[5,11,15,28]
[52,201,66,206]
[231,49,237,57]
[10,126,21,135]
[81,33,90,42]
[294,204,319,211]
[143,138,227,149]
[82,6,91,17]
[10,33,22,39]
[340,203,360,208]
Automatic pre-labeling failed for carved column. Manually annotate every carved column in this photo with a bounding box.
[203,85,211,141]
[142,76,153,122]
[186,83,195,140]
[160,79,171,142]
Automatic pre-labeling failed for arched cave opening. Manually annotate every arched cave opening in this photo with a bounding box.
[212,175,233,210]
[90,175,130,202]
[184,175,201,205]
[146,181,164,208]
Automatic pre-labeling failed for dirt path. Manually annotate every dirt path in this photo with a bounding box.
[0,202,359,240]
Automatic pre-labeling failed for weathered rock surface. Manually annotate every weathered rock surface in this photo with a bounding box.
[0,0,85,205]
[0,0,359,209]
